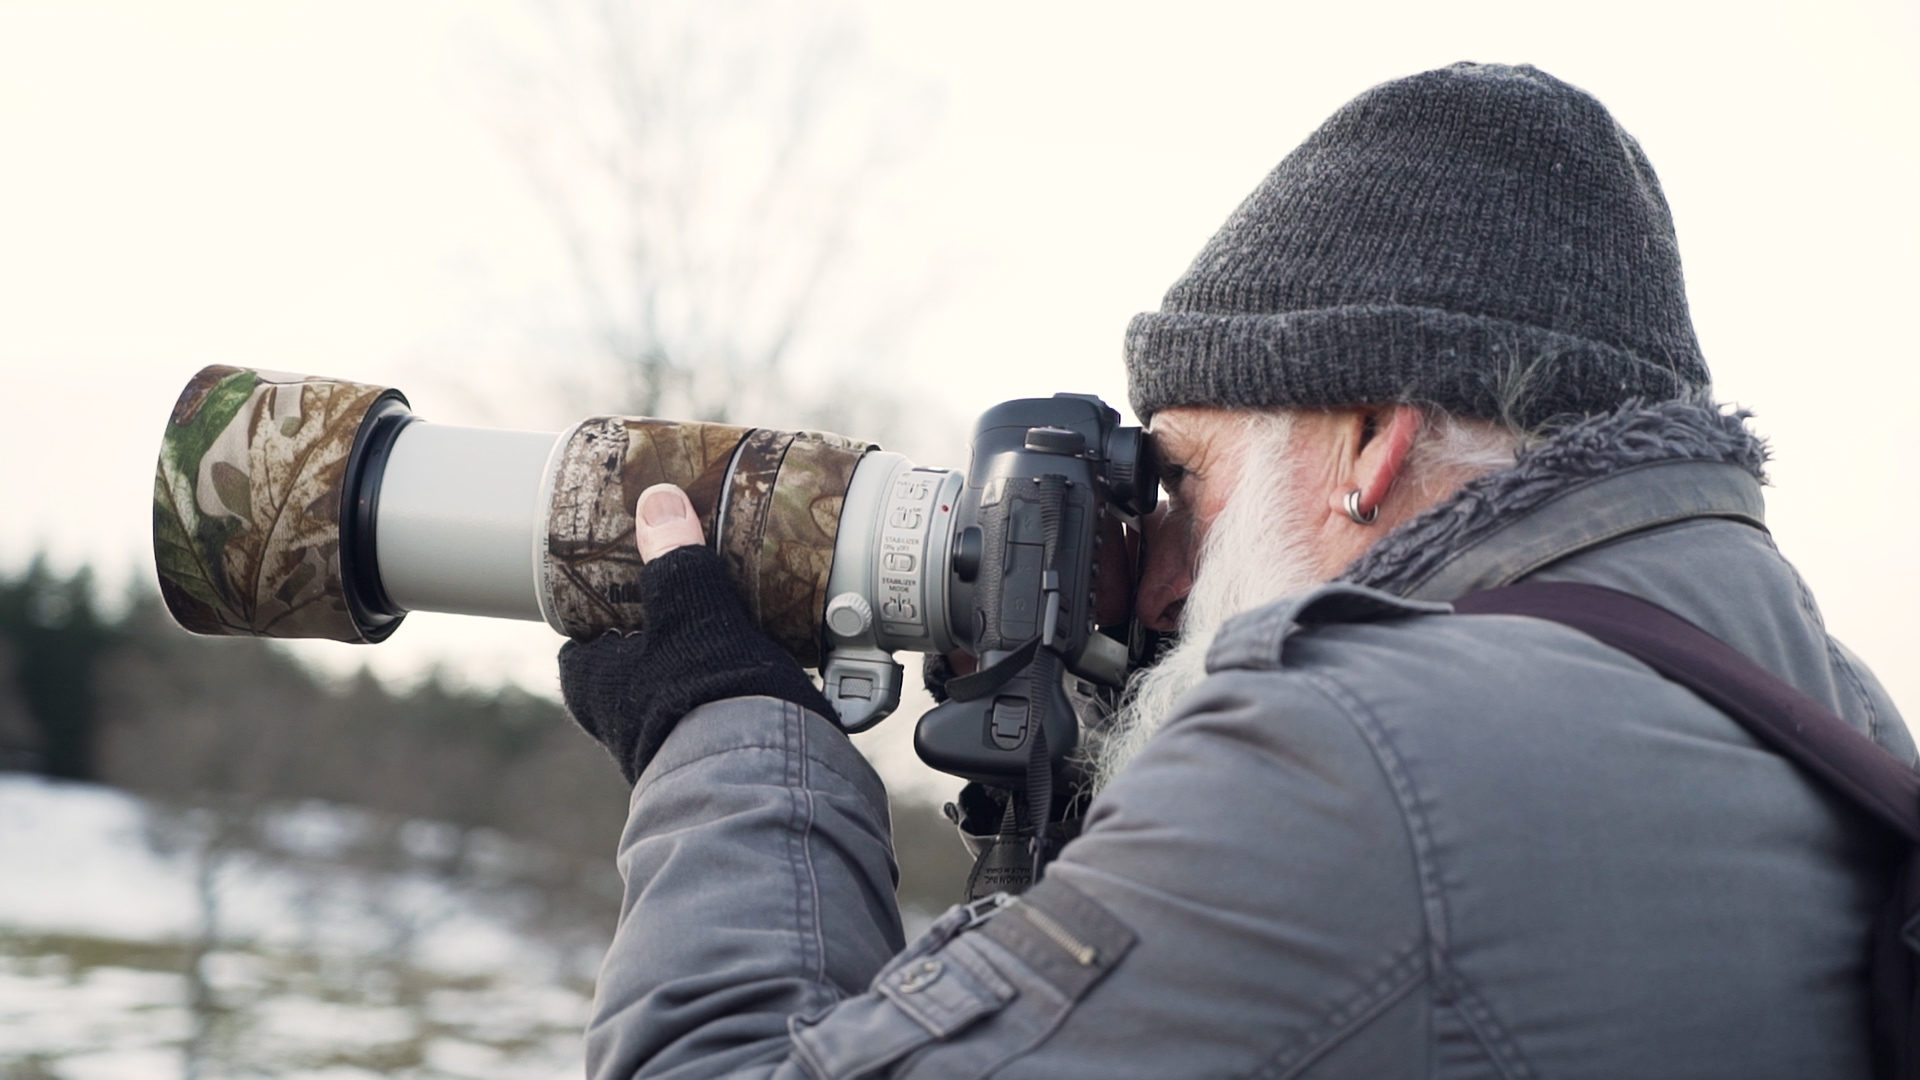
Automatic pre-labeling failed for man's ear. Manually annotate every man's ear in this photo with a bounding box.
[1329,405,1422,521]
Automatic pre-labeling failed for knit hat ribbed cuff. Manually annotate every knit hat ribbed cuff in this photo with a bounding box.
[1125,304,1697,429]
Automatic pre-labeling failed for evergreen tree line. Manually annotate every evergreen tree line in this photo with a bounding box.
[0,557,969,927]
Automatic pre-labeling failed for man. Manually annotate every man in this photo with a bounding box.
[559,63,1914,1077]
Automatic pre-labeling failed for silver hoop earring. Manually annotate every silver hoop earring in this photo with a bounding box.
[1344,489,1379,525]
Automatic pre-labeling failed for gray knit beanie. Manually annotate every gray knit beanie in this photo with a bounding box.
[1125,62,1709,430]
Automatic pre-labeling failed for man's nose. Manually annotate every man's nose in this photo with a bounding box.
[1133,507,1193,633]
[1135,576,1188,634]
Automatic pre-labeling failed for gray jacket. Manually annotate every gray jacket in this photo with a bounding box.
[585,403,1914,1079]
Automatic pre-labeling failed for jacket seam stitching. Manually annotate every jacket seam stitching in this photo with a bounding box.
[788,701,829,988]
[1828,637,1884,747]
[643,728,872,791]
[789,1029,831,1080]
[1298,664,1541,1078]
[1295,667,1453,958]
[1765,532,1885,744]
[644,740,806,785]
[651,740,874,794]
[643,738,888,838]
[1257,948,1426,1080]
[1436,962,1534,1080]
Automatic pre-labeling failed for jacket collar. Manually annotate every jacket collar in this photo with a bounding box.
[1339,399,1771,602]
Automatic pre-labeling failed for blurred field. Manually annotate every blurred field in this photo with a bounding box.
[0,777,592,1079]
[0,563,972,1079]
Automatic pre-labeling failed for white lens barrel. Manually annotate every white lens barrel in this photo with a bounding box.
[374,423,562,621]
[823,452,962,656]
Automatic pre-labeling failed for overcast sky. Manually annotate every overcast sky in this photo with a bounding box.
[1,0,1914,789]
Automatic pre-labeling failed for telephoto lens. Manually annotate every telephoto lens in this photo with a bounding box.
[152,365,870,650]
[152,365,1152,739]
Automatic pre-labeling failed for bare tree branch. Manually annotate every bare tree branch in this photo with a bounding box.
[492,0,934,424]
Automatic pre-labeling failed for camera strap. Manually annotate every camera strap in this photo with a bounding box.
[1020,649,1060,884]
[944,636,1041,702]
[940,474,1075,888]
[953,780,1085,901]
[1455,581,1920,1080]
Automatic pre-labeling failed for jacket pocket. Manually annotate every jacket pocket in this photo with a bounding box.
[788,881,1138,1079]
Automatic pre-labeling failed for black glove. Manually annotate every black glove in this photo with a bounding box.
[558,544,837,784]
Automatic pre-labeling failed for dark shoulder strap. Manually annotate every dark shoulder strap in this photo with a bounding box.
[1454,581,1920,841]
[1455,580,1920,1080]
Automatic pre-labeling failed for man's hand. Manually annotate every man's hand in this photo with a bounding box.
[557,484,837,784]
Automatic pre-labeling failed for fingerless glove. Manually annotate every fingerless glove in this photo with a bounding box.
[558,545,837,783]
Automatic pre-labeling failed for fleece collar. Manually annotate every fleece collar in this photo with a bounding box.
[1338,399,1771,601]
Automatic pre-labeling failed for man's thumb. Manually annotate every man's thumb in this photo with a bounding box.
[634,484,706,562]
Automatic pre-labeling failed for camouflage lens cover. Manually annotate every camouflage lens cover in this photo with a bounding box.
[543,417,751,639]
[543,418,872,666]
[152,365,401,642]
[719,430,870,665]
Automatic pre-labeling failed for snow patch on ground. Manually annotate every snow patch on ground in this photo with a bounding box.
[0,775,594,1079]
[0,775,201,939]
[0,775,560,976]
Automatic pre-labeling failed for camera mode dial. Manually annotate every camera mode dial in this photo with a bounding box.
[1023,426,1086,455]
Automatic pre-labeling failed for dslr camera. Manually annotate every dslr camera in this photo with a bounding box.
[152,367,1159,789]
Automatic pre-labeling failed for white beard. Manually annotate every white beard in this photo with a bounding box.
[1087,416,1326,792]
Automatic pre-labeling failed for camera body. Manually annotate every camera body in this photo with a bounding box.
[818,395,1156,783]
